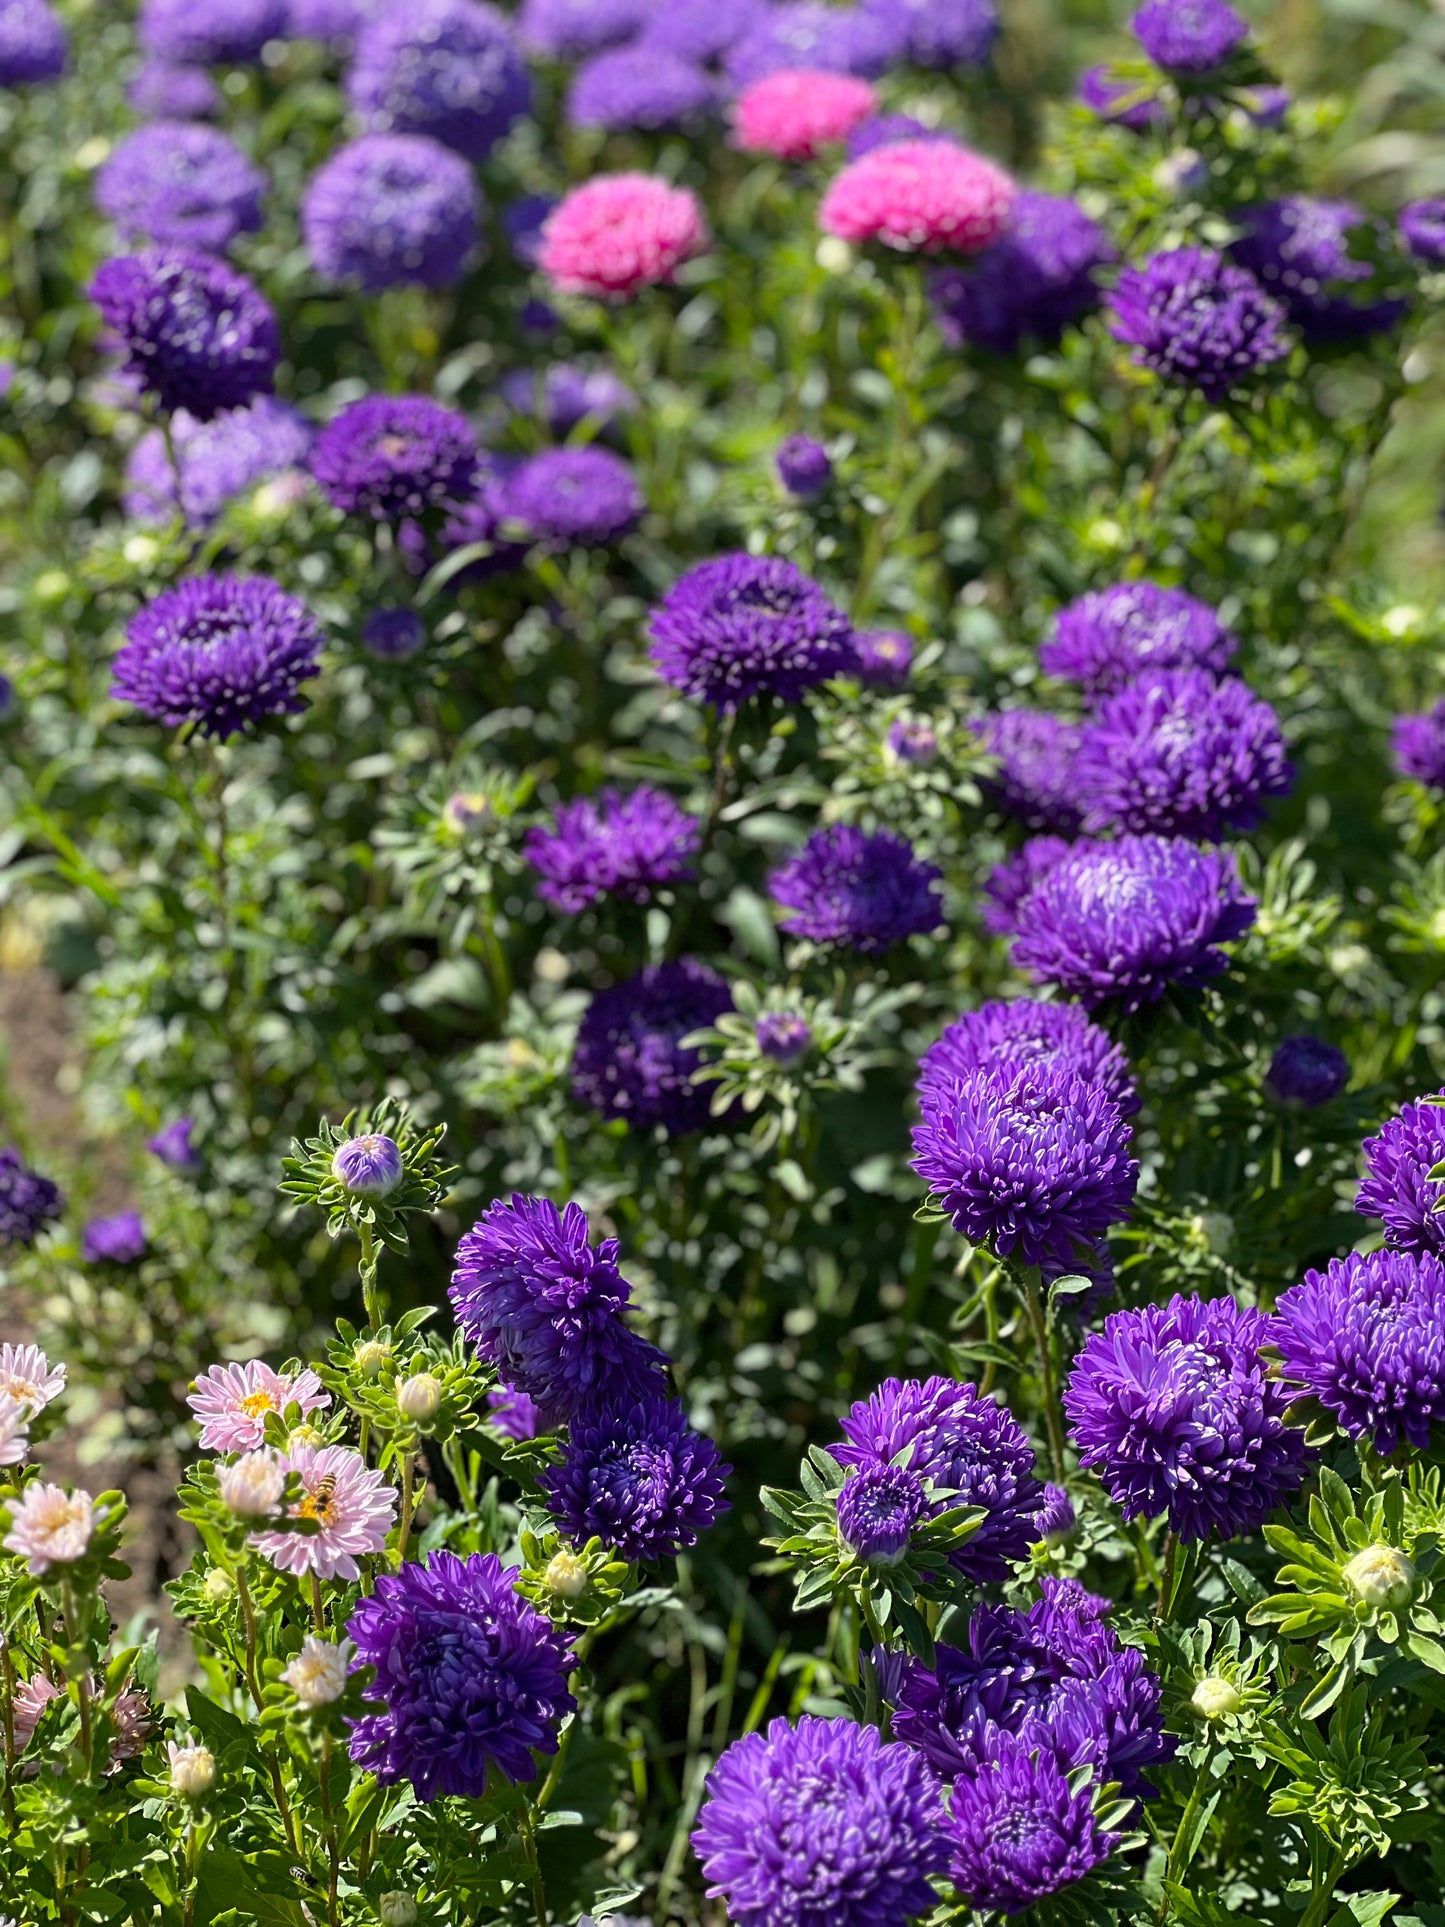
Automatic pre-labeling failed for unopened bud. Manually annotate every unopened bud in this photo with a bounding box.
[283,1636,354,1708]
[379,1895,418,1927]
[396,1373,443,1425]
[354,1340,391,1379]
[546,1551,588,1599]
[168,1741,215,1797]
[443,791,490,835]
[331,1133,403,1199]
[202,1568,236,1604]
[1343,1543,1416,1611]
[217,1450,285,1519]
[1190,1676,1242,1720]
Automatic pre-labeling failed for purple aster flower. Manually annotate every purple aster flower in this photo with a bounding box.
[567,46,714,130]
[1131,0,1247,73]
[692,1716,951,1927]
[860,0,995,69]
[946,1731,1117,1914]
[975,710,1083,834]
[1064,1293,1310,1540]
[90,247,279,421]
[1110,247,1290,401]
[148,1117,201,1170]
[917,998,1138,1123]
[756,1012,812,1063]
[847,113,942,159]
[449,1194,666,1422]
[0,0,65,81]
[836,1462,927,1564]
[571,959,733,1135]
[518,0,649,58]
[833,1376,1046,1582]
[111,574,323,739]
[770,824,944,953]
[889,720,938,765]
[503,194,555,267]
[0,1148,63,1248]
[931,191,1114,355]
[500,363,636,437]
[495,446,644,549]
[1229,197,1407,343]
[1401,200,1445,267]
[124,397,314,529]
[1242,84,1291,125]
[1264,1036,1348,1108]
[1392,701,1445,787]
[127,61,222,118]
[1356,1094,1445,1256]
[725,4,901,87]
[1041,581,1238,698]
[486,1383,544,1440]
[81,1212,147,1265]
[1036,1483,1075,1541]
[776,434,833,500]
[542,1392,730,1561]
[310,394,478,522]
[362,607,426,659]
[332,1132,403,1198]
[287,0,394,36]
[1005,834,1257,1012]
[347,0,531,163]
[1077,63,1163,131]
[852,629,913,689]
[302,134,479,292]
[649,553,856,710]
[980,836,1069,938]
[347,1549,576,1798]
[1275,1248,1445,1455]
[438,463,528,582]
[138,0,287,64]
[636,0,767,66]
[95,124,265,253]
[524,786,699,913]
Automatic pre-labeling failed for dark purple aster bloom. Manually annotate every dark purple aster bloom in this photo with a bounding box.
[495,446,644,548]
[362,607,426,659]
[450,1194,665,1422]
[571,959,733,1135]
[756,1012,812,1063]
[1077,63,1163,131]
[124,397,314,528]
[519,0,649,58]
[776,434,833,500]
[348,0,531,164]
[112,574,323,739]
[1392,701,1445,787]
[347,1549,576,1798]
[525,786,699,913]
[1006,834,1257,1012]
[486,1383,544,1441]
[637,0,767,66]
[1064,1293,1310,1540]
[503,194,556,267]
[90,247,279,421]
[127,61,222,118]
[975,710,1083,834]
[889,720,938,765]
[1131,0,1247,72]
[725,4,901,87]
[310,394,478,522]
[1229,197,1407,343]
[1110,247,1290,401]
[931,191,1114,355]
[853,629,913,689]
[1401,200,1445,267]
[138,0,287,64]
[0,1147,63,1248]
[833,1376,1046,1582]
[1042,581,1238,699]
[500,363,636,437]
[148,1117,201,1170]
[911,1065,1138,1269]
[81,1212,147,1265]
[567,46,713,130]
[1275,1248,1445,1455]
[542,1392,730,1561]
[96,124,265,253]
[770,825,944,953]
[947,1731,1117,1914]
[836,1462,928,1564]
[1035,1483,1075,1541]
[692,1716,951,1927]
[649,553,856,710]
[1264,1036,1348,1108]
[980,837,1069,938]
[847,113,941,159]
[917,998,1138,1123]
[1356,1095,1445,1256]
[861,0,995,69]
[0,0,64,81]
[302,134,479,292]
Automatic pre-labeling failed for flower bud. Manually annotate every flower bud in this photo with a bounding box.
[379,1895,418,1927]
[286,1423,325,1448]
[755,1013,812,1066]
[443,791,490,836]
[331,1132,403,1199]
[1190,1676,1242,1720]
[1342,1543,1416,1611]
[283,1636,354,1708]
[217,1450,285,1519]
[202,1567,236,1604]
[354,1340,392,1379]
[168,1740,216,1797]
[887,720,939,768]
[395,1373,443,1425]
[545,1551,588,1599]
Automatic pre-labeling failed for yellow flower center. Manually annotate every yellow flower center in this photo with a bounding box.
[238,1390,280,1421]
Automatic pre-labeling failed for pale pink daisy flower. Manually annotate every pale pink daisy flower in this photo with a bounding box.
[819,139,1014,255]
[11,1672,60,1751]
[0,1342,66,1417]
[735,70,877,163]
[4,1482,95,1575]
[11,1672,150,1769]
[539,174,709,299]
[0,1392,30,1468]
[249,1442,396,1582]
[187,1359,331,1453]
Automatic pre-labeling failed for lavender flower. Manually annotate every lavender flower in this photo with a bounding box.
[847,114,941,159]
[542,1393,730,1561]
[347,0,531,164]
[862,0,995,68]
[916,998,1138,1123]
[888,720,937,766]
[1393,702,1445,788]
[1077,63,1162,131]
[756,1013,812,1063]
[1109,247,1289,401]
[1401,200,1445,267]
[1264,1037,1348,1108]
[1229,197,1407,343]
[95,124,265,253]
[310,395,477,522]
[90,247,279,420]
[980,836,1069,938]
[571,959,733,1135]
[636,0,767,66]
[567,47,714,131]
[931,191,1114,355]
[649,553,856,710]
[1131,0,1247,72]
[1356,1095,1445,1256]
[0,0,65,82]
[302,134,479,292]
[975,710,1083,834]
[725,4,900,87]
[518,0,649,58]
[776,435,833,500]
[499,363,635,437]
[138,0,286,64]
[148,1118,201,1170]
[496,446,644,549]
[770,825,943,953]
[361,608,426,660]
[1035,1484,1075,1542]
[1041,581,1238,698]
[836,1462,927,1564]
[81,1212,146,1264]
[524,787,699,913]
[486,1384,543,1441]
[946,1732,1117,1913]
[124,397,314,529]
[127,61,221,118]
[0,1148,63,1248]
[853,630,913,689]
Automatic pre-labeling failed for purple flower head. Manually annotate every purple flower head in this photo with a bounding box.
[847,113,940,159]
[946,1731,1117,1914]
[542,1392,730,1561]
[139,0,286,63]
[438,462,528,582]
[1005,834,1257,1012]
[486,1383,544,1441]
[95,124,265,253]
[725,4,901,87]
[112,574,322,739]
[980,837,1069,938]
[148,1117,201,1170]
[311,394,477,522]
[888,720,938,766]
[331,1132,403,1198]
[1131,0,1247,72]
[931,191,1114,355]
[567,46,714,131]
[975,709,1083,834]
[495,446,644,549]
[286,0,378,40]
[917,998,1138,1123]
[347,1549,576,1798]
[649,553,856,710]
[302,134,479,292]
[362,607,426,660]
[756,1012,812,1063]
[1357,1095,1445,1256]
[1036,1483,1075,1541]
[1229,197,1407,343]
[571,959,733,1135]
[853,629,913,689]
[1401,200,1445,267]
[1392,702,1445,788]
[1275,1248,1445,1455]
[836,1462,927,1564]
[833,1376,1046,1582]
[1264,1036,1348,1109]
[862,0,996,68]
[81,1212,147,1265]
[127,61,221,118]
[1077,63,1162,131]
[519,0,649,58]
[503,194,556,268]
[1042,581,1238,698]
[449,1194,666,1423]
[124,397,314,529]
[1064,1293,1310,1540]
[776,434,833,500]
[911,1064,1138,1269]
[500,363,636,437]
[348,0,531,163]
[692,1716,951,1927]
[90,247,279,421]
[0,0,64,81]
[770,825,944,953]
[637,0,767,66]
[0,1148,63,1248]
[1110,247,1289,401]
[525,787,698,914]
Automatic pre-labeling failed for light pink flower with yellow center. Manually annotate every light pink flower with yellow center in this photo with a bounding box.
[187,1359,331,1453]
[3,1483,95,1575]
[249,1442,395,1582]
[0,1392,30,1468]
[0,1342,66,1417]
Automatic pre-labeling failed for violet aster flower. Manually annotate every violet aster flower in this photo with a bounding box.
[449,1194,666,1421]
[947,1732,1117,1914]
[0,0,65,82]
[250,1441,396,1580]
[836,1462,927,1564]
[524,786,700,913]
[916,998,1138,1123]
[861,0,996,69]
[542,1392,730,1561]
[1229,197,1407,343]
[770,824,944,952]
[649,553,856,709]
[495,446,644,549]
[1392,701,1445,787]
[1041,581,1238,698]
[90,247,279,420]
[1357,1095,1445,1256]
[756,1012,812,1063]
[347,1550,576,1798]
[139,0,287,64]
[81,1212,146,1265]
[1264,1037,1348,1108]
[1275,1248,1445,1455]
[347,0,531,163]
[931,191,1114,355]
[571,959,734,1135]
[1005,834,1257,1012]
[725,4,900,87]
[975,709,1083,834]
[980,837,1069,938]
[1401,200,1445,267]
[486,1383,544,1441]
[1131,0,1247,72]
[125,397,314,529]
[567,46,714,131]
[636,0,767,66]
[776,434,833,498]
[1110,247,1289,401]
[0,1147,63,1248]
[833,1376,1046,1582]
[518,0,648,57]
[438,463,529,582]
[95,123,265,253]
[1077,63,1163,131]
[889,720,938,765]
[500,363,636,437]
[127,61,221,118]
[188,1358,331,1452]
[302,134,479,292]
[853,629,913,689]
[1064,1293,1310,1540]
[362,608,426,659]
[0,1344,66,1417]
[692,1716,951,1927]
[149,1117,201,1169]
[847,113,944,159]
[1035,1483,1075,1541]
[111,574,323,739]
[310,394,478,522]
[285,0,373,38]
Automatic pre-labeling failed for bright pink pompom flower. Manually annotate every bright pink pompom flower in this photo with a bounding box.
[819,139,1014,255]
[734,69,877,163]
[539,173,708,299]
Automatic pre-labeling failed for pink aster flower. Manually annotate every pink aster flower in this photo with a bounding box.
[0,1393,29,1467]
[249,1442,396,1582]
[4,1483,95,1575]
[11,1673,60,1752]
[0,1342,66,1417]
[819,139,1014,255]
[539,173,709,299]
[187,1359,331,1453]
[11,1673,150,1768]
[734,69,877,162]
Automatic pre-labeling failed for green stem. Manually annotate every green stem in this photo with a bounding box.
[1016,1268,1067,1484]
[396,1451,416,1566]
[317,1731,341,1927]
[1298,1852,1347,1927]
[1,1644,17,1829]
[517,1808,549,1927]
[1157,1531,1181,1621]
[1154,1751,1215,1924]
[358,1217,383,1330]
